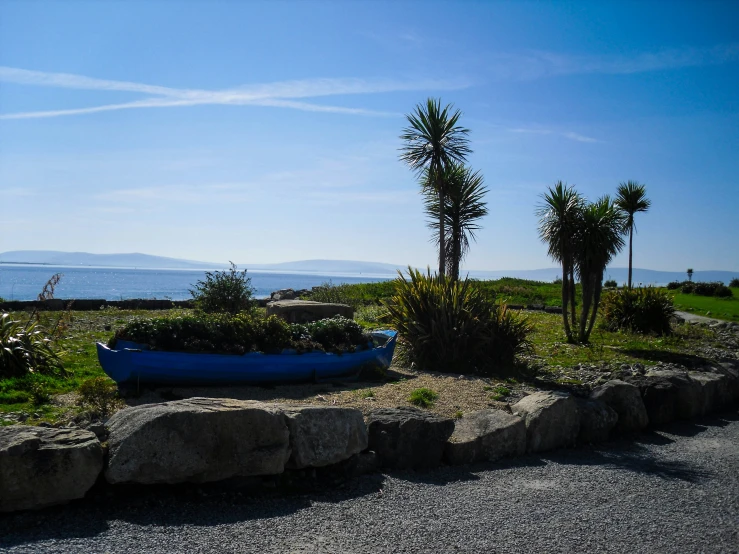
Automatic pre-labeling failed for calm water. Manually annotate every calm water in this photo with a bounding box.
[0,264,394,301]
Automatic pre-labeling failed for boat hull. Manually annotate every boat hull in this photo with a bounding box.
[96,330,397,386]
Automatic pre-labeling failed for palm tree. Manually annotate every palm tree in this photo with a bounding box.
[423,164,488,279]
[400,98,471,276]
[536,182,584,343]
[574,196,626,342]
[615,181,650,288]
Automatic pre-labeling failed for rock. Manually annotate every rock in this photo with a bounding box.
[644,369,703,420]
[512,391,579,453]
[575,398,618,443]
[85,422,107,440]
[714,362,739,403]
[105,398,290,484]
[366,407,454,470]
[591,380,649,433]
[0,426,103,512]
[444,409,526,465]
[266,300,353,323]
[282,406,367,469]
[688,372,731,415]
[270,288,298,301]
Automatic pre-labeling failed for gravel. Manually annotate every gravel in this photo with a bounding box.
[2,409,737,554]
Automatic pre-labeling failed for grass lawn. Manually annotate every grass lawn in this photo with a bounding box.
[1,300,727,423]
[665,287,739,322]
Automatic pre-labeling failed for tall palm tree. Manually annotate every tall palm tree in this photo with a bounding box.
[536,182,584,343]
[615,181,650,288]
[574,196,626,342]
[400,98,471,276]
[423,164,489,280]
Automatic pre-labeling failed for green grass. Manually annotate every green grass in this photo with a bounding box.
[408,387,439,408]
[0,308,160,421]
[526,311,720,370]
[665,288,739,322]
[1,279,732,424]
[311,276,574,308]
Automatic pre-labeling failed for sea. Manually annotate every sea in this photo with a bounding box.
[0,264,395,302]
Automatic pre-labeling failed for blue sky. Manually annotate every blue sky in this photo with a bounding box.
[1,0,737,271]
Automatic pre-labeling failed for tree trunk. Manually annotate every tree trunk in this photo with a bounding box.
[578,271,592,343]
[438,178,446,277]
[585,270,604,340]
[561,260,573,342]
[569,266,577,337]
[451,226,460,280]
[627,224,634,288]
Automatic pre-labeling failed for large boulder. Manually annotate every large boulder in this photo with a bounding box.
[283,406,368,469]
[444,409,526,465]
[0,426,103,512]
[105,398,290,484]
[714,362,739,403]
[688,372,732,415]
[643,369,703,420]
[591,380,649,433]
[366,407,454,470]
[575,397,618,443]
[265,300,353,324]
[512,391,579,453]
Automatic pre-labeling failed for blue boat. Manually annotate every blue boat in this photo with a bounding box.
[96,330,397,386]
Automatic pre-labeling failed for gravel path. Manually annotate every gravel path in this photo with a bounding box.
[2,410,738,554]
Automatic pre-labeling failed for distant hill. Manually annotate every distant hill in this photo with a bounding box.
[1,251,736,284]
[0,251,228,270]
[247,259,404,276]
[467,267,739,286]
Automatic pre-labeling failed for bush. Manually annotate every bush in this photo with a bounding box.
[110,313,370,355]
[681,282,695,294]
[78,377,121,418]
[666,281,683,290]
[730,278,739,288]
[0,313,65,379]
[294,316,367,352]
[690,281,733,298]
[382,269,532,374]
[601,287,675,335]
[408,387,438,408]
[189,262,255,314]
[603,279,617,288]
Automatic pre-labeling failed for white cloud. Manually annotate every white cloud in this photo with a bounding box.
[489,43,739,81]
[0,66,470,120]
[508,127,601,143]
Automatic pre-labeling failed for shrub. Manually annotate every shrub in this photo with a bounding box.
[297,316,367,351]
[382,269,532,374]
[681,282,695,294]
[308,281,362,308]
[601,287,675,335]
[408,387,438,408]
[110,313,369,354]
[29,381,51,405]
[189,262,255,314]
[666,281,683,290]
[730,278,739,288]
[603,279,617,288]
[0,313,65,379]
[690,281,733,297]
[78,377,121,418]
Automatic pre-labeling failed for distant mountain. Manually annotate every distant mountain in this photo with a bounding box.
[246,259,404,275]
[0,251,228,270]
[1,251,736,284]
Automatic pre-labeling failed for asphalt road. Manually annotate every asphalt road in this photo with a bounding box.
[1,410,738,554]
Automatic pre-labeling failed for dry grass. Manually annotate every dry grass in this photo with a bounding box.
[124,363,536,419]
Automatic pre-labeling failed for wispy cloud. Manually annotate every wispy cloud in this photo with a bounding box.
[0,66,470,120]
[508,127,601,143]
[489,43,739,81]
